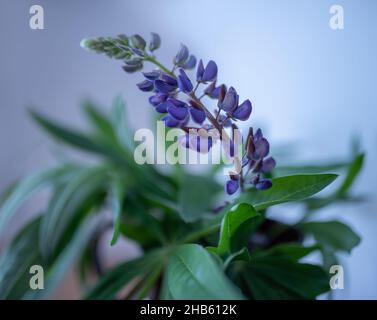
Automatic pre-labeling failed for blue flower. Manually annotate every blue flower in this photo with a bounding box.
[219,87,238,112]
[143,70,161,80]
[225,180,239,195]
[182,55,197,69]
[189,108,206,124]
[149,32,161,51]
[232,99,252,121]
[196,59,205,81]
[177,69,193,93]
[154,79,177,93]
[174,44,189,65]
[149,93,168,106]
[255,178,272,190]
[180,132,213,154]
[197,60,218,82]
[261,157,276,173]
[167,104,189,120]
[161,115,180,127]
[137,80,154,92]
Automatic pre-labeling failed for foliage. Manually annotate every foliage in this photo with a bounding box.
[0,33,365,300]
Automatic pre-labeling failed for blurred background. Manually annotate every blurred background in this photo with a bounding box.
[0,0,376,299]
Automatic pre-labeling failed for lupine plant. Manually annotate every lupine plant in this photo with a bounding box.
[0,33,364,300]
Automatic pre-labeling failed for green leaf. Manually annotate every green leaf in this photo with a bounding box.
[24,215,101,299]
[178,172,221,222]
[166,244,244,300]
[110,96,135,151]
[83,101,116,140]
[274,162,347,177]
[257,243,320,261]
[223,247,251,271]
[30,109,174,200]
[217,203,260,256]
[298,221,361,253]
[228,244,326,299]
[0,217,42,299]
[233,248,329,299]
[30,110,135,169]
[85,249,164,300]
[336,153,364,197]
[238,174,337,211]
[0,165,75,235]
[39,166,107,257]
[110,178,126,246]
[159,271,173,300]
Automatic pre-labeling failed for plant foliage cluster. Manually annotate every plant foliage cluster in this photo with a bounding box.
[0,33,364,300]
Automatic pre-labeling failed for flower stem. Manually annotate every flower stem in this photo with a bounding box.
[144,56,175,77]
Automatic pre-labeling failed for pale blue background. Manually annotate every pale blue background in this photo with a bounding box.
[0,0,376,299]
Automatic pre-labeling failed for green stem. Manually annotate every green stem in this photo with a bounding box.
[145,56,175,77]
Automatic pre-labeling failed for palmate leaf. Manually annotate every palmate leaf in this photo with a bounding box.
[273,162,348,177]
[29,110,135,170]
[24,215,102,299]
[217,203,260,256]
[257,243,320,261]
[0,217,42,299]
[39,166,108,258]
[110,96,135,152]
[238,174,337,211]
[298,220,361,253]
[336,153,364,198]
[304,153,365,210]
[30,108,175,200]
[0,164,78,235]
[85,249,165,300]
[0,211,103,299]
[83,101,117,140]
[110,177,126,246]
[232,244,329,300]
[166,244,244,300]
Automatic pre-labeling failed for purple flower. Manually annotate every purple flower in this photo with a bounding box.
[155,101,171,113]
[218,114,232,127]
[167,104,189,121]
[143,70,161,80]
[149,32,161,51]
[137,80,154,92]
[225,180,239,195]
[197,60,218,82]
[161,73,178,86]
[192,135,213,153]
[190,108,206,124]
[261,157,276,173]
[161,115,181,127]
[255,178,272,190]
[154,79,177,93]
[196,59,205,81]
[253,138,270,159]
[219,87,238,112]
[167,97,186,108]
[201,60,218,82]
[205,83,227,99]
[182,134,213,154]
[174,44,189,65]
[177,69,193,93]
[182,55,197,69]
[232,99,252,121]
[149,93,168,106]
